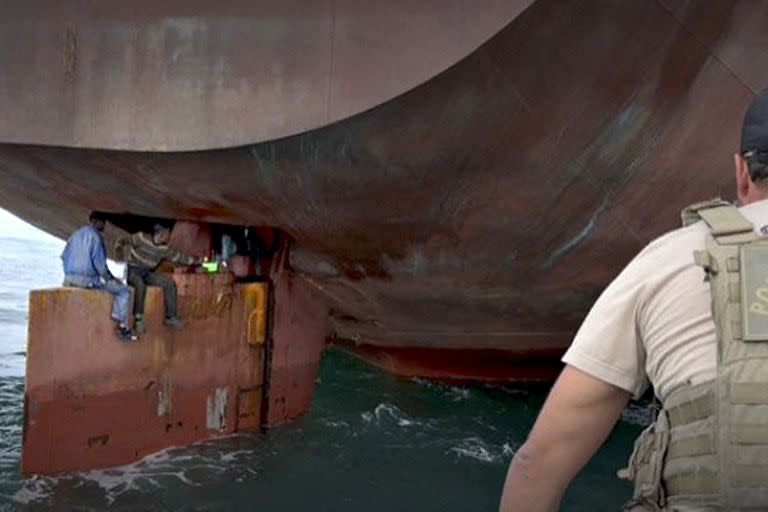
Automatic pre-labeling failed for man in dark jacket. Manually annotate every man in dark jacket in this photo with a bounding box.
[116,224,197,333]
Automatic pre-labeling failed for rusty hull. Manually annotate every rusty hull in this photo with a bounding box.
[23,259,329,474]
[24,275,268,474]
[3,1,768,380]
[0,0,531,151]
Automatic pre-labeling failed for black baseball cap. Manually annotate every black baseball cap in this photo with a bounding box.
[741,89,768,155]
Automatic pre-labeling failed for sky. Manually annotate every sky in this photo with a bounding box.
[0,208,124,275]
[0,209,62,243]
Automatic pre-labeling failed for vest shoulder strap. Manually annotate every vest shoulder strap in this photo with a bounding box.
[681,198,755,244]
[681,198,730,227]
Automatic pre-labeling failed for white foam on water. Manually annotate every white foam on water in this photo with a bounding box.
[10,475,51,505]
[12,438,264,506]
[361,403,420,428]
[13,447,190,505]
[446,387,471,401]
[496,385,531,397]
[410,377,471,402]
[319,419,350,429]
[448,437,515,464]
[218,449,255,463]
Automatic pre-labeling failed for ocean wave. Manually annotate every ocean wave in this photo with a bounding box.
[11,476,50,507]
[447,437,516,464]
[11,438,264,507]
[361,403,420,427]
[496,385,531,397]
[13,449,194,506]
[410,378,472,402]
[0,309,26,325]
[319,418,351,429]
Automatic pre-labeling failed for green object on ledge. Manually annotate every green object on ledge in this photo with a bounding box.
[202,261,219,273]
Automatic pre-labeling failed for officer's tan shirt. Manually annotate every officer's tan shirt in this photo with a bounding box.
[563,198,768,403]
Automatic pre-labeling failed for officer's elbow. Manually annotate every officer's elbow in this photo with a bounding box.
[501,441,563,512]
[510,439,549,481]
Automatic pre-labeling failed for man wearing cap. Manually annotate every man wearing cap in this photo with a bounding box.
[116,224,197,333]
[499,91,768,511]
[61,212,136,341]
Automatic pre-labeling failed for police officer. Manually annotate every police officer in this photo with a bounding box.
[499,90,768,512]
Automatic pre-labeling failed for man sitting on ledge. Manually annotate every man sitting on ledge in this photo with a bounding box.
[116,224,198,334]
[61,212,136,342]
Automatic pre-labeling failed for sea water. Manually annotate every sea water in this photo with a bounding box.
[0,211,648,511]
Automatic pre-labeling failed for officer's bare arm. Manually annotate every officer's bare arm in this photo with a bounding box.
[499,365,631,512]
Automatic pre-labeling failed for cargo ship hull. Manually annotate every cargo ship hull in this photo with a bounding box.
[2,1,768,381]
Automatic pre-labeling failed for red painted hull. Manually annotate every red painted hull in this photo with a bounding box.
[23,252,329,474]
[335,341,563,383]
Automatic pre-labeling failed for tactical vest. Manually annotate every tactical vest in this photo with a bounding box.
[621,199,768,511]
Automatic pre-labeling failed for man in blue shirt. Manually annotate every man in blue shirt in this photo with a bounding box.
[61,212,135,341]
